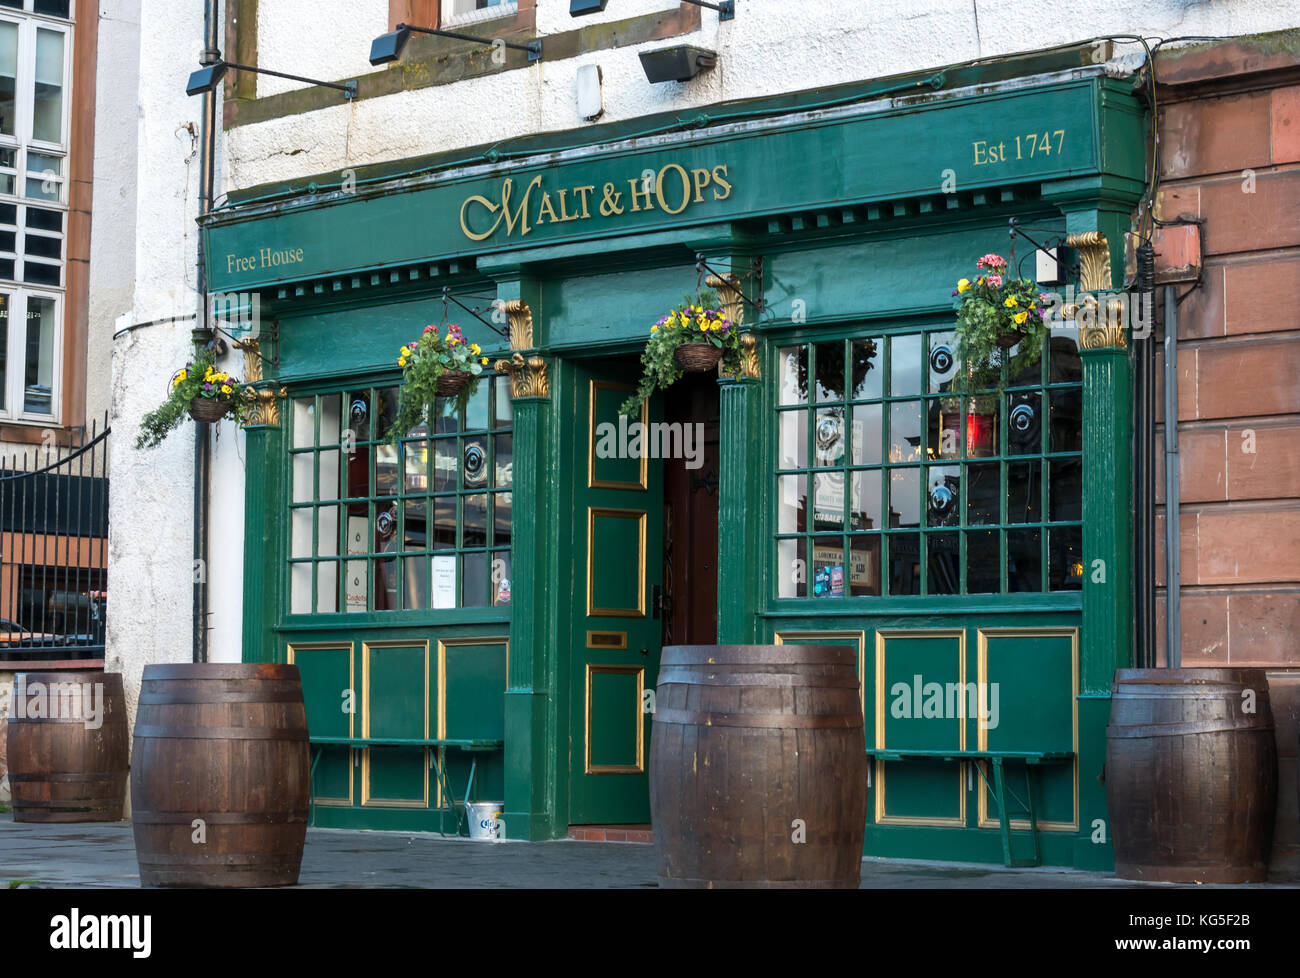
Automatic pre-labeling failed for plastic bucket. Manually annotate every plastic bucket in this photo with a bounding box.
[466,802,504,841]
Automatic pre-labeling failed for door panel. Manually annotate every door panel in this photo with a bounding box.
[569,360,663,824]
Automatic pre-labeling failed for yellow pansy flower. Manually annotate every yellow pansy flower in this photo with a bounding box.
[650,325,658,333]
[400,346,411,356]
[398,356,407,366]
[481,357,489,366]
[957,278,971,293]
[1004,296,1018,308]
[1013,311,1029,325]
[220,384,232,394]
[471,343,481,355]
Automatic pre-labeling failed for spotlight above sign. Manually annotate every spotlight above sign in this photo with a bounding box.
[185,56,357,99]
[370,22,542,66]
[570,0,735,20]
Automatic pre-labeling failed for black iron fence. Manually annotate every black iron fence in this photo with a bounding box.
[0,417,109,663]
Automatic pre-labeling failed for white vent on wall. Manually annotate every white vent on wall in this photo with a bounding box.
[442,0,518,27]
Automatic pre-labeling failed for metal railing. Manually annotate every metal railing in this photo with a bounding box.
[0,416,109,664]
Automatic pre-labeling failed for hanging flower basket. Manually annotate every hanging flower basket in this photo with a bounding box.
[435,370,473,397]
[674,342,725,373]
[387,323,491,443]
[188,396,231,423]
[621,289,742,415]
[136,350,250,449]
[951,253,1051,392]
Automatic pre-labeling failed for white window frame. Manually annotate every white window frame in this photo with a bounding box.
[1,286,62,422]
[0,4,71,424]
[441,0,518,28]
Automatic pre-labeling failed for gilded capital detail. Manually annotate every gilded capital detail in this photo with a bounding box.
[234,337,284,426]
[494,299,549,398]
[1066,231,1128,350]
[707,272,761,380]
[495,351,550,399]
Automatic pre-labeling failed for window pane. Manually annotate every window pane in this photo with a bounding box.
[811,536,844,598]
[813,341,845,402]
[888,533,921,595]
[1007,529,1042,592]
[463,436,489,490]
[849,469,881,531]
[494,433,512,488]
[848,534,881,596]
[1006,461,1042,524]
[890,334,922,396]
[966,462,999,525]
[22,259,59,285]
[927,332,959,393]
[33,29,64,144]
[24,234,59,259]
[776,474,806,534]
[34,1,72,18]
[849,403,881,464]
[850,339,881,399]
[776,538,805,598]
[461,551,488,608]
[491,551,511,606]
[1049,526,1083,591]
[926,465,960,528]
[0,22,15,139]
[889,401,922,463]
[404,555,429,610]
[966,530,1000,593]
[493,491,511,547]
[463,493,488,547]
[777,410,807,470]
[814,407,846,467]
[25,206,60,232]
[777,345,807,406]
[1049,458,1082,523]
[1049,389,1082,453]
[888,466,920,529]
[1007,392,1040,456]
[811,472,844,531]
[432,437,457,491]
[492,374,512,428]
[927,532,960,594]
[23,294,54,413]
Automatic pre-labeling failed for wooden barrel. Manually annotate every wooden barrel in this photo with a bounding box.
[1107,668,1278,883]
[130,663,310,888]
[6,671,128,822]
[649,645,868,888]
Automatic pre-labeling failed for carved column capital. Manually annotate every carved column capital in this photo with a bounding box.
[504,299,534,350]
[1067,231,1128,350]
[234,337,285,426]
[494,351,550,399]
[707,272,760,380]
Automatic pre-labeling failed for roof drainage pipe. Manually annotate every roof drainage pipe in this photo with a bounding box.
[1163,285,1180,669]
[192,0,220,664]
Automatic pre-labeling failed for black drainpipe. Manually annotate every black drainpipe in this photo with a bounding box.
[1132,244,1156,668]
[192,1,220,664]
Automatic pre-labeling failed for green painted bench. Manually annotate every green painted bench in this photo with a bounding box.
[866,749,1075,867]
[307,737,504,836]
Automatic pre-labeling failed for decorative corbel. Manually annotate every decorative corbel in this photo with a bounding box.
[492,299,549,397]
[234,337,287,426]
[707,271,761,380]
[1067,231,1128,350]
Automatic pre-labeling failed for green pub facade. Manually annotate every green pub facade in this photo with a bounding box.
[203,53,1146,869]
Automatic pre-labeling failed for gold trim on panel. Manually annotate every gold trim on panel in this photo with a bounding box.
[975,627,1080,833]
[287,641,355,807]
[773,630,866,718]
[437,636,510,811]
[361,640,431,809]
[586,507,647,618]
[873,629,967,828]
[587,380,649,491]
[586,630,628,650]
[584,664,645,775]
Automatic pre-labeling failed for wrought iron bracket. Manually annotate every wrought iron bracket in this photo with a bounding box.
[695,254,765,315]
[442,286,511,341]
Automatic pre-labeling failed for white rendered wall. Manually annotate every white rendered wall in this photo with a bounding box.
[226,0,1300,190]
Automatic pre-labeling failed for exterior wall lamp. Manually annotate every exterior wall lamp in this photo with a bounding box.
[570,0,735,21]
[370,23,542,66]
[185,58,358,99]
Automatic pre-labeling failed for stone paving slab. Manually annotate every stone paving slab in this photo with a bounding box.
[1,819,1297,888]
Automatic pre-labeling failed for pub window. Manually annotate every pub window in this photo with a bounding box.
[0,3,70,421]
[441,0,517,27]
[288,375,513,614]
[774,325,1083,598]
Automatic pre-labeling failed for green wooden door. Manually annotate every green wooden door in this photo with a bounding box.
[568,359,664,824]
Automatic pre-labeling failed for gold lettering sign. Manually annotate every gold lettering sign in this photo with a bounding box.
[225,246,305,275]
[460,163,734,243]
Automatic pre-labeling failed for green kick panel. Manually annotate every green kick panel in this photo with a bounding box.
[442,640,508,805]
[364,643,429,807]
[876,631,965,824]
[979,630,1076,828]
[292,644,353,805]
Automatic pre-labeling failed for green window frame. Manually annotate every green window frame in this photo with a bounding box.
[287,375,513,615]
[773,325,1083,599]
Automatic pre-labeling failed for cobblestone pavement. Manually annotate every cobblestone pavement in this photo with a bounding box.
[1,820,1296,888]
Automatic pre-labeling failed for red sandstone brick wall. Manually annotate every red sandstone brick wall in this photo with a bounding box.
[1153,38,1300,877]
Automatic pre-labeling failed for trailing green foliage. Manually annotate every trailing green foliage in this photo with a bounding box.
[135,349,250,449]
[951,254,1050,392]
[621,289,741,416]
[387,323,490,444]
